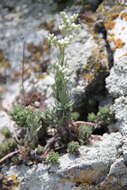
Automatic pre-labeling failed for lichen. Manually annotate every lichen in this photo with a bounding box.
[0,50,10,69]
[104,21,116,30]
[0,173,20,190]
[110,12,120,20]
[120,12,127,21]
[82,48,108,85]
[114,38,125,49]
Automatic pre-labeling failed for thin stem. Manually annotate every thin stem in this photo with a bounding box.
[21,40,25,100]
[59,46,65,66]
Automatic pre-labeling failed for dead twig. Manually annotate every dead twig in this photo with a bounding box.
[72,121,96,127]
[0,150,20,164]
[43,133,59,156]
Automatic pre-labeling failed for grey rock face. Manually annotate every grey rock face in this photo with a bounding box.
[105,7,127,184]
[2,132,122,190]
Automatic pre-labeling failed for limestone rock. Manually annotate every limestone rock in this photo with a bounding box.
[2,132,122,190]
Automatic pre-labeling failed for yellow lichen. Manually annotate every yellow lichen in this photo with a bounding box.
[83,73,95,82]
[122,53,127,56]
[35,73,48,79]
[107,37,114,42]
[104,21,116,30]
[1,173,20,190]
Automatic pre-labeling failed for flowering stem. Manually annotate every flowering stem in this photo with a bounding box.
[59,46,65,66]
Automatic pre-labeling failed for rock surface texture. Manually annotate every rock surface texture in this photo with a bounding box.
[2,133,122,190]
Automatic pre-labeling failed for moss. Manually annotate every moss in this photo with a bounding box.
[36,145,44,154]
[71,112,80,121]
[11,155,22,165]
[10,104,30,127]
[87,112,97,122]
[78,125,92,145]
[67,141,80,154]
[0,138,17,159]
[47,151,59,164]
[0,127,11,138]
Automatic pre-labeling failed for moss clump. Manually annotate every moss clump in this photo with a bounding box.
[10,104,44,150]
[67,141,80,154]
[10,104,42,128]
[10,104,30,127]
[88,106,114,126]
[97,106,112,125]
[36,145,44,154]
[78,125,92,145]
[47,151,60,164]
[11,155,21,165]
[0,127,11,138]
[71,112,80,121]
[0,138,17,159]
[87,113,97,123]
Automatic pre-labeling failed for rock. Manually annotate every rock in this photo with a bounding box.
[99,158,127,190]
[105,6,127,181]
[0,111,15,133]
[2,132,122,190]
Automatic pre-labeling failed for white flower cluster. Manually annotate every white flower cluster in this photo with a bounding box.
[59,12,80,33]
[47,33,57,46]
[47,33,74,48]
[47,12,80,49]
[54,62,69,78]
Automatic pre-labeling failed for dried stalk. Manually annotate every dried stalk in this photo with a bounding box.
[0,150,19,164]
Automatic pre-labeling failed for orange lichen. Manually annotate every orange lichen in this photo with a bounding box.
[0,50,10,68]
[120,12,127,21]
[104,21,116,30]
[37,21,54,32]
[110,13,119,20]
[114,38,125,49]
